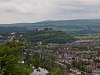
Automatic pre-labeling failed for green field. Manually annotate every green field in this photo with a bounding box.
[75,35,100,39]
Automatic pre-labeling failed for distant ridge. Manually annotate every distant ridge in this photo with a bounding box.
[0,19,100,34]
[0,19,100,25]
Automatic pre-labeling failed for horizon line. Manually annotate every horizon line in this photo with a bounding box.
[0,18,100,25]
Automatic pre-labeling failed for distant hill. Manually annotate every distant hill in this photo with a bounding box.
[0,19,100,34]
[22,30,75,44]
[0,26,27,33]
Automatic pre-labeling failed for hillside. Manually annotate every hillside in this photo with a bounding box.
[22,30,75,44]
[0,19,100,35]
[30,19,100,35]
[0,26,27,33]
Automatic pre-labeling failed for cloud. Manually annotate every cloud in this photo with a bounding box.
[0,0,100,23]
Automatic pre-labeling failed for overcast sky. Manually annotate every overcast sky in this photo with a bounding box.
[0,0,100,24]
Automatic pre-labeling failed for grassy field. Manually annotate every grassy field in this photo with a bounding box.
[75,35,100,39]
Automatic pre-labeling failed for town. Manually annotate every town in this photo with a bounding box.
[0,28,100,75]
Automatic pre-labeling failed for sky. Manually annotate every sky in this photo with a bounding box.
[0,0,100,24]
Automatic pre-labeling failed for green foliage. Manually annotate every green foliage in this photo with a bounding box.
[94,59,100,63]
[71,60,88,71]
[31,54,65,75]
[72,46,95,51]
[47,67,64,75]
[32,54,55,71]
[23,30,75,44]
[0,41,33,75]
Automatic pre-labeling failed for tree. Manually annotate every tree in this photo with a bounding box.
[0,41,33,75]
